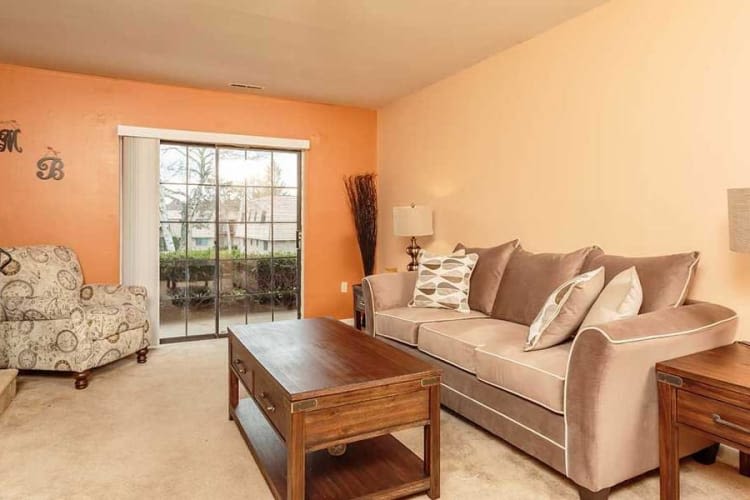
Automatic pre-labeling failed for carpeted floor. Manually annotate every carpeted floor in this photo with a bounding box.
[1,339,748,499]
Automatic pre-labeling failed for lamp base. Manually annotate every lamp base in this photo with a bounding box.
[406,237,421,271]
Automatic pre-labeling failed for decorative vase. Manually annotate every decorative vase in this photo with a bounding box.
[344,173,378,276]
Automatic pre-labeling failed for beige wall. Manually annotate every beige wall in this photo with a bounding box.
[377,0,750,335]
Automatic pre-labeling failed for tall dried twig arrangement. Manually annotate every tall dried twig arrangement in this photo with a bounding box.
[344,173,378,276]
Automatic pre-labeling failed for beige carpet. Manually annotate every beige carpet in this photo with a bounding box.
[1,339,748,500]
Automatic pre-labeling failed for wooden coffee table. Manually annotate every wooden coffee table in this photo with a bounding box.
[228,318,441,500]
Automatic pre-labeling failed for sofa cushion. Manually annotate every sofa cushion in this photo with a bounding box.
[374,307,487,346]
[84,303,148,340]
[1,296,80,321]
[491,247,593,325]
[454,239,520,315]
[475,330,571,414]
[582,247,699,312]
[417,318,528,373]
[0,245,83,301]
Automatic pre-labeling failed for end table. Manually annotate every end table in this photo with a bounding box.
[656,342,750,500]
[353,283,366,331]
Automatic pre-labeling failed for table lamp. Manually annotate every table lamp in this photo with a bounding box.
[393,204,433,271]
[729,188,750,252]
[728,188,750,347]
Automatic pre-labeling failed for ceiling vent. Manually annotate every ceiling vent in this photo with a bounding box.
[229,82,264,90]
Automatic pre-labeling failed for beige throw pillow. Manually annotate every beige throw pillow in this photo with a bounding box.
[410,250,479,313]
[581,248,698,312]
[454,239,520,315]
[525,267,605,351]
[579,266,643,331]
[491,246,594,325]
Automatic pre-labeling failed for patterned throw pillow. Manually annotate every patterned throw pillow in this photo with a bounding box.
[525,267,605,351]
[409,250,479,313]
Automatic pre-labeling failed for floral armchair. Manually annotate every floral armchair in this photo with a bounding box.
[0,245,149,389]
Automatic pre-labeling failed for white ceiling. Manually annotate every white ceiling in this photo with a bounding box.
[0,0,607,108]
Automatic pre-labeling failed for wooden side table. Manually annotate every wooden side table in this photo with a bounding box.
[353,283,366,331]
[656,342,750,500]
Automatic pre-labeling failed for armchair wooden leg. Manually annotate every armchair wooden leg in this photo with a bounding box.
[136,347,148,364]
[74,371,90,390]
[577,485,610,500]
[693,443,720,465]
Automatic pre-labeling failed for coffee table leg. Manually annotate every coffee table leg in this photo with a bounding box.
[228,366,238,421]
[228,339,238,421]
[424,384,440,499]
[288,412,306,499]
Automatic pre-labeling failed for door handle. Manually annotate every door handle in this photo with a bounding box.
[258,392,276,413]
[233,358,247,374]
[712,413,750,434]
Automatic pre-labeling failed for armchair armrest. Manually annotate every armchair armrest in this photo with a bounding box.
[564,302,737,492]
[362,272,417,335]
[80,284,147,309]
[0,296,80,321]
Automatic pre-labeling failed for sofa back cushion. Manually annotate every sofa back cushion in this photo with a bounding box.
[491,247,593,325]
[581,247,698,312]
[454,239,519,314]
[0,246,83,304]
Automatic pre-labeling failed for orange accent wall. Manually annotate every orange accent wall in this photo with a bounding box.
[0,64,376,319]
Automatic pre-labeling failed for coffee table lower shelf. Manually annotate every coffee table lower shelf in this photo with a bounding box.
[231,397,430,499]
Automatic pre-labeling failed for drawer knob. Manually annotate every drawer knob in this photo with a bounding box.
[712,413,750,434]
[259,392,276,413]
[233,359,247,374]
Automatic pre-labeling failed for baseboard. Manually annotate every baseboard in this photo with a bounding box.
[0,369,18,416]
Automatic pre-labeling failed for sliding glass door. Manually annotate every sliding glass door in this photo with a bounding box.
[158,143,301,342]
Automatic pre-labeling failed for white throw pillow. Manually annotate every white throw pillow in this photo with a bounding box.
[579,266,643,331]
[409,250,478,313]
[525,267,605,351]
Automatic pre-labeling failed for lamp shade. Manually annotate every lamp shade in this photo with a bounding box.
[728,188,750,252]
[393,205,433,237]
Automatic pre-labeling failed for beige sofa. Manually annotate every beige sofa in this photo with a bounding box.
[363,244,737,499]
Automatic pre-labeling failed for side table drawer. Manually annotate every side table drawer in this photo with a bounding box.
[254,367,290,439]
[229,335,254,391]
[677,390,750,448]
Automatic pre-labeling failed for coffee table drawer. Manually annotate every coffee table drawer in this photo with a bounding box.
[254,368,290,439]
[230,336,254,390]
[304,388,429,450]
[678,391,750,448]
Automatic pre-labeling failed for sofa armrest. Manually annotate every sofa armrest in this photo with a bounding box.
[80,284,147,309]
[362,272,417,336]
[564,302,737,492]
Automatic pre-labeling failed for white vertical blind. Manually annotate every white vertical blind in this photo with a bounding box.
[121,136,160,345]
